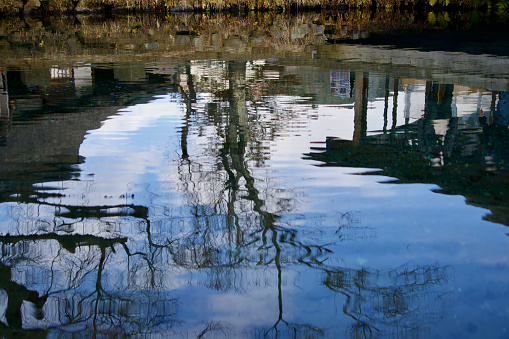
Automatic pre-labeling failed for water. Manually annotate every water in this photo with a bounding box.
[0,13,508,338]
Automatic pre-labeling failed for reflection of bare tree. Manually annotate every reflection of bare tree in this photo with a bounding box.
[0,261,47,332]
[323,264,450,337]
[0,63,459,336]
[170,61,452,337]
[0,205,180,336]
[217,60,326,336]
[197,320,231,338]
[170,59,326,335]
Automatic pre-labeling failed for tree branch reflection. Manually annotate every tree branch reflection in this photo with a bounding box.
[0,62,476,336]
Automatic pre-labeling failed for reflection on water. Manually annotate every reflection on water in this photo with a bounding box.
[0,14,508,338]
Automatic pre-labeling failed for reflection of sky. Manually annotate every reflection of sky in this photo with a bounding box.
[2,80,509,336]
[96,100,500,249]
[78,95,184,206]
[74,89,509,271]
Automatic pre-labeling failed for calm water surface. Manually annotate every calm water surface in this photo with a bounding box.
[0,13,508,338]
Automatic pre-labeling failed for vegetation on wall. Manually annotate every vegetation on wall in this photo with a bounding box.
[0,0,508,15]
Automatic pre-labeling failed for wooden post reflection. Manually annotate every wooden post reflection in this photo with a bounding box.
[383,75,390,134]
[353,72,368,147]
[180,64,197,160]
[490,91,498,125]
[391,78,399,140]
[437,84,446,105]
[227,60,249,147]
[0,72,9,121]
[424,81,432,119]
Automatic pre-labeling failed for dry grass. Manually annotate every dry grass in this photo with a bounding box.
[0,0,501,14]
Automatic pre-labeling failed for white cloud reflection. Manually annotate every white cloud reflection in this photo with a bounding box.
[78,96,184,204]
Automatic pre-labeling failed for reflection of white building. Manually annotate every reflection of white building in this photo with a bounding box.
[73,66,93,97]
[186,59,269,93]
[400,79,495,129]
[453,86,494,128]
[50,66,73,80]
[189,60,229,93]
[401,79,426,121]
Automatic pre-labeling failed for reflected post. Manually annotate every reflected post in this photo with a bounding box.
[353,72,368,147]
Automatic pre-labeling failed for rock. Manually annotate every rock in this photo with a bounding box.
[173,35,190,46]
[312,24,325,35]
[269,25,284,39]
[223,36,245,52]
[144,42,159,50]
[192,35,203,49]
[210,33,222,48]
[291,24,309,40]
[250,30,268,43]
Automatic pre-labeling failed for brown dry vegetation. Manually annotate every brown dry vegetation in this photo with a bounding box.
[0,0,505,15]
